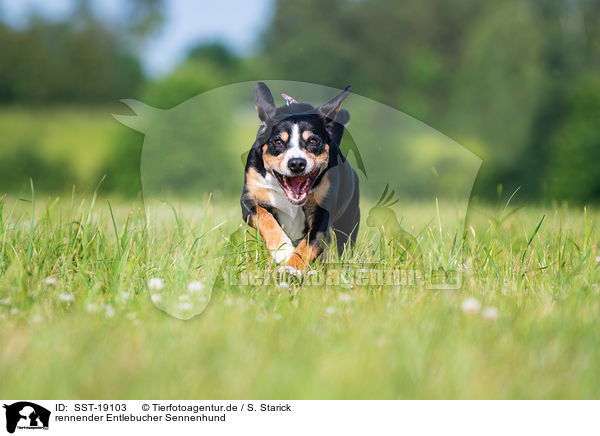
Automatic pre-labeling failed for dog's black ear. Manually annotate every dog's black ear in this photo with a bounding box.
[319,87,351,147]
[254,82,277,122]
[318,85,351,120]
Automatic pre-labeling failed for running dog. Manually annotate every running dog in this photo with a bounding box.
[241,82,360,273]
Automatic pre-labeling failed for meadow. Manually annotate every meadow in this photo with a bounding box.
[1,0,599,403]
[0,190,598,399]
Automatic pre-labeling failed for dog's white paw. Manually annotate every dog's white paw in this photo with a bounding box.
[271,242,294,264]
[277,265,302,278]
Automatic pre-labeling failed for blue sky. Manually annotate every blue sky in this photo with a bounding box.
[0,0,272,76]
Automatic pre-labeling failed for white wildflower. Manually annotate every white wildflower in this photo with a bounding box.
[482,307,499,321]
[104,304,115,318]
[120,291,131,300]
[86,303,99,313]
[148,278,164,291]
[325,306,336,316]
[595,256,600,263]
[273,313,282,320]
[461,297,481,314]
[150,294,162,304]
[0,297,11,305]
[9,308,19,315]
[187,281,204,293]
[278,281,290,288]
[177,302,192,311]
[44,277,58,286]
[58,293,74,302]
[338,293,353,303]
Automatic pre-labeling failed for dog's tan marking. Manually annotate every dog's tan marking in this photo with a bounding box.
[286,238,320,270]
[309,171,331,205]
[245,167,271,204]
[280,131,289,142]
[312,143,329,167]
[255,205,288,251]
[262,144,285,172]
[302,130,313,141]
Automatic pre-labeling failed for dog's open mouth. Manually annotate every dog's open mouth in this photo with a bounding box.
[273,167,320,205]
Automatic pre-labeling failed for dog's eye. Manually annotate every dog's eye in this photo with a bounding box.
[273,138,284,146]
[307,137,320,146]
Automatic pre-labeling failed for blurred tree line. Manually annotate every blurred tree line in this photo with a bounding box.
[0,0,598,203]
[257,0,600,203]
[0,0,164,103]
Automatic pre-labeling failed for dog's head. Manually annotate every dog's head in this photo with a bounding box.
[254,82,351,205]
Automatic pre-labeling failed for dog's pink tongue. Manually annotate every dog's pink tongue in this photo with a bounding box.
[287,175,306,196]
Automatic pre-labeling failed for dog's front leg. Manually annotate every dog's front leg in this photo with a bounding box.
[286,206,330,271]
[249,205,295,264]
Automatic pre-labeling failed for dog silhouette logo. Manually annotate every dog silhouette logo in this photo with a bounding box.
[366,184,422,261]
[113,80,482,315]
[3,402,50,433]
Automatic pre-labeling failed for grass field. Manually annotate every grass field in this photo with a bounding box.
[0,191,598,399]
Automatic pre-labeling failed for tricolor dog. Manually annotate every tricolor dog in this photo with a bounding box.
[241,82,360,273]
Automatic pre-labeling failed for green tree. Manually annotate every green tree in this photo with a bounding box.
[544,75,600,201]
[0,0,162,103]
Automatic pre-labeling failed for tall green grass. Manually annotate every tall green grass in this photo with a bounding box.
[0,192,598,398]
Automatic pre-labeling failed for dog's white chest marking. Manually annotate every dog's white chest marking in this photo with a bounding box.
[275,205,306,242]
[254,171,306,242]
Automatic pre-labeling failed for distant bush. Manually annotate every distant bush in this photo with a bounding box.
[545,75,600,202]
[0,139,75,194]
[97,129,145,197]
[141,61,227,108]
[0,16,142,103]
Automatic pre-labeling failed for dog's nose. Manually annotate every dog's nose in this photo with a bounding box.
[288,158,307,174]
